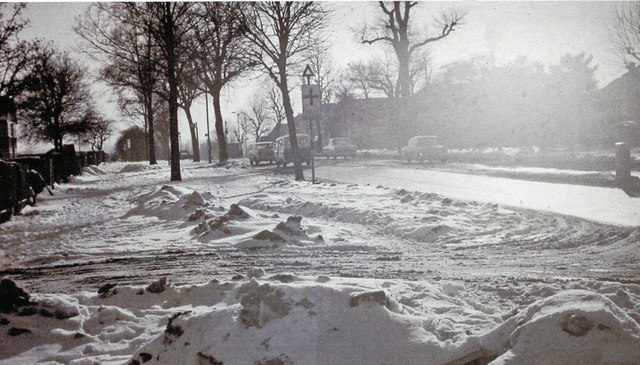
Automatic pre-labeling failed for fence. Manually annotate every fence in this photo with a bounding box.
[0,145,107,224]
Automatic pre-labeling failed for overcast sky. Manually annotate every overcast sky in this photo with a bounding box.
[20,1,628,152]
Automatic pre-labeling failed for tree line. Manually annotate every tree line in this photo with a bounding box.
[0,3,111,155]
[74,2,328,181]
[3,2,639,181]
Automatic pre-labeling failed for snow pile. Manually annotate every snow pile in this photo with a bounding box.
[235,215,324,250]
[127,275,461,365]
[119,163,162,173]
[191,203,256,242]
[478,290,640,364]
[125,185,216,221]
[81,166,107,175]
[2,275,640,364]
[123,278,640,365]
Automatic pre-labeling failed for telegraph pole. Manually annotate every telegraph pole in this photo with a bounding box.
[205,92,212,163]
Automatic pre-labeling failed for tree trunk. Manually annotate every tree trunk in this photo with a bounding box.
[279,67,304,181]
[53,116,62,151]
[397,47,411,99]
[212,90,228,162]
[184,106,200,162]
[145,92,157,165]
[166,15,181,181]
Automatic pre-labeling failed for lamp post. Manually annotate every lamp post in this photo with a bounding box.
[205,92,212,163]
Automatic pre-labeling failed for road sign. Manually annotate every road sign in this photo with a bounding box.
[302,64,314,84]
[301,84,321,118]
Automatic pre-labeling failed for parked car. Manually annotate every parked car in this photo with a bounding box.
[323,138,356,159]
[246,142,274,166]
[275,134,311,167]
[402,135,447,163]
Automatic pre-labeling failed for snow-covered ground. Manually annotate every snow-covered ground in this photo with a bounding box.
[1,160,639,364]
[315,160,640,226]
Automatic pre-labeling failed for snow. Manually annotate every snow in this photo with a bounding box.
[315,162,640,226]
[1,160,639,364]
[2,275,639,364]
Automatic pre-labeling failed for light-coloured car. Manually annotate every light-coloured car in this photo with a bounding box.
[275,134,311,167]
[323,138,356,159]
[402,135,447,163]
[246,142,274,166]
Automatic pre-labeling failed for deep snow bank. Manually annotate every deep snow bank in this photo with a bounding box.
[122,277,640,365]
[2,275,640,364]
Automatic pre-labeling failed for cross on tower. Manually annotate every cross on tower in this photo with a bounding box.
[302,86,320,106]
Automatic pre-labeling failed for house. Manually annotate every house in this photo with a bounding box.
[597,64,640,146]
[0,96,17,159]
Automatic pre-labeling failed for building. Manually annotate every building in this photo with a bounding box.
[596,64,640,146]
[0,96,17,159]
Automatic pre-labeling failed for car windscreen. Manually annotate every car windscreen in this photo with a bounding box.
[278,136,309,148]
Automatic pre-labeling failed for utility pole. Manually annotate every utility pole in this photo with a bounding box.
[205,92,212,163]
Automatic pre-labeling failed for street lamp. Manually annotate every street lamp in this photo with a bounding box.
[205,93,212,163]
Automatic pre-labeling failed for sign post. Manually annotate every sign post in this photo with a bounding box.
[301,64,321,184]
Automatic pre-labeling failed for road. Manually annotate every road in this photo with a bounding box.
[305,159,640,227]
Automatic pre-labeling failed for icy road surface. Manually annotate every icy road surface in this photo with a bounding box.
[315,159,640,226]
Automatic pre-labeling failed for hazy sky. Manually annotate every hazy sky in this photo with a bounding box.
[19,1,628,151]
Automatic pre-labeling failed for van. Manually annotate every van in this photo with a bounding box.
[246,142,274,166]
[275,134,311,167]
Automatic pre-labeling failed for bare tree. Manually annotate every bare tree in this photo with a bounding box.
[240,2,328,181]
[19,47,96,151]
[612,3,640,65]
[306,46,337,147]
[193,2,253,163]
[231,113,249,153]
[362,2,463,98]
[156,54,202,162]
[83,116,112,152]
[76,3,160,164]
[246,95,273,141]
[411,49,432,93]
[124,2,197,181]
[266,84,286,138]
[0,3,35,100]
[347,56,397,98]
[307,46,336,104]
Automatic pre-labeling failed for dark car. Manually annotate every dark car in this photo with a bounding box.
[247,142,274,166]
[323,138,356,159]
[275,134,311,167]
[402,135,447,163]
